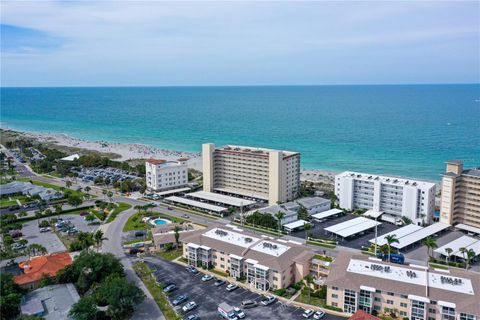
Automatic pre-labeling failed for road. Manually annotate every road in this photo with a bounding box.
[101,207,165,320]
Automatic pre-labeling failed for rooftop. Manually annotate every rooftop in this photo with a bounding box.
[336,171,436,188]
[20,283,80,319]
[463,167,480,178]
[203,227,260,248]
[296,197,330,209]
[15,252,72,286]
[250,240,290,257]
[325,253,480,316]
[216,145,299,157]
[349,310,381,320]
[146,158,166,165]
[187,190,256,207]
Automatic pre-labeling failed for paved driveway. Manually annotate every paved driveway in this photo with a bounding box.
[22,220,66,253]
[144,256,346,320]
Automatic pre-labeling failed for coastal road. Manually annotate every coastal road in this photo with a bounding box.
[101,207,165,320]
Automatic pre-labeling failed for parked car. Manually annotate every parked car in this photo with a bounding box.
[185,265,194,272]
[182,301,197,312]
[189,267,199,275]
[134,231,145,237]
[303,309,314,318]
[201,274,213,282]
[9,231,23,238]
[129,248,143,255]
[241,300,257,309]
[233,307,245,319]
[79,211,89,216]
[39,227,51,233]
[167,207,173,210]
[226,283,238,292]
[12,243,26,250]
[214,279,226,287]
[182,214,190,219]
[172,294,188,306]
[163,283,177,293]
[313,310,325,319]
[260,296,276,306]
[184,314,200,320]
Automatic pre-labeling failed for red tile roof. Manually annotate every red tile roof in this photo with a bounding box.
[146,158,166,165]
[177,158,190,162]
[349,310,381,320]
[14,252,72,285]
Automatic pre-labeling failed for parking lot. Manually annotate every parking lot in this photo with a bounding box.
[291,213,400,250]
[22,220,66,253]
[143,256,346,320]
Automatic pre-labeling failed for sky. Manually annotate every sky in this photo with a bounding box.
[1,1,479,87]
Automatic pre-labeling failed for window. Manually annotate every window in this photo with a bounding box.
[343,289,357,314]
[374,306,381,311]
[411,300,426,320]
[220,264,225,269]
[429,309,436,314]
[442,306,456,320]
[400,312,407,316]
[332,302,338,307]
[375,290,382,293]
[460,314,475,320]
[332,286,339,291]
[374,298,381,302]
[387,300,394,305]
[401,295,408,299]
[401,303,408,308]
[387,292,394,296]
[332,294,338,299]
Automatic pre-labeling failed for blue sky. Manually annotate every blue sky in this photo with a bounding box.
[1,1,479,87]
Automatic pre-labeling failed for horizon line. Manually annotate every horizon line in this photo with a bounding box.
[1,82,479,89]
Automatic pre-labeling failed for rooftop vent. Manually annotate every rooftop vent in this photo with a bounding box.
[262,242,278,249]
[215,229,228,237]
[441,276,463,286]
[244,237,253,243]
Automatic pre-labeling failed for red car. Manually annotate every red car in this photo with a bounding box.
[79,211,89,216]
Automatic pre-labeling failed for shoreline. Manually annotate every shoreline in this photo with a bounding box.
[1,127,441,186]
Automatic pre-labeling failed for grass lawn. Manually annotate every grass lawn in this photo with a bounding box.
[307,240,336,249]
[18,178,88,198]
[0,195,30,208]
[313,254,334,262]
[123,212,152,232]
[133,263,182,320]
[154,248,183,261]
[210,269,229,277]
[295,291,325,306]
[106,202,132,223]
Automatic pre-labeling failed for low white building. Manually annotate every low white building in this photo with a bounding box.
[146,158,188,192]
[254,204,298,225]
[296,197,331,214]
[335,171,436,225]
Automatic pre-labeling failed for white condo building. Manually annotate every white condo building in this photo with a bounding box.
[202,143,301,205]
[145,158,189,192]
[335,171,436,225]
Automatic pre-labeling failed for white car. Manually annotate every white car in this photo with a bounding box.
[226,283,239,292]
[314,310,325,319]
[260,295,276,306]
[39,227,51,233]
[201,274,213,282]
[303,309,314,318]
[233,307,246,319]
[182,301,197,312]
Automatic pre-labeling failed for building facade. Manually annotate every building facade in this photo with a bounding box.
[440,161,480,229]
[145,158,188,192]
[202,144,301,205]
[325,253,479,320]
[335,172,436,225]
[181,226,313,290]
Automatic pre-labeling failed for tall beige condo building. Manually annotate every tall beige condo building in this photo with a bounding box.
[202,144,300,205]
[440,160,480,228]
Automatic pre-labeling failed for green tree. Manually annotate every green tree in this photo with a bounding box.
[423,236,438,258]
[26,243,47,259]
[85,214,96,223]
[385,234,399,261]
[84,186,91,199]
[67,193,83,209]
[65,180,73,188]
[0,273,24,320]
[297,206,309,221]
[18,211,28,218]
[304,223,312,242]
[54,204,63,215]
[94,230,108,252]
[107,191,114,203]
[445,247,453,264]
[95,275,145,320]
[274,211,285,237]
[39,274,55,287]
[466,249,476,270]
[77,232,94,251]
[69,296,98,320]
[102,189,108,200]
[39,220,50,228]
[173,225,181,248]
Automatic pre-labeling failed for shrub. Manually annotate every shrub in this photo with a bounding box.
[275,288,286,297]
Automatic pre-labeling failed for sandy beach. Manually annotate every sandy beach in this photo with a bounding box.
[1,128,337,185]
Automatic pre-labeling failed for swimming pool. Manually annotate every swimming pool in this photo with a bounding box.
[152,218,171,225]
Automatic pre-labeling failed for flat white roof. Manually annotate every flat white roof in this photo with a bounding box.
[311,209,343,220]
[335,219,381,238]
[187,191,256,207]
[203,228,260,248]
[364,209,384,219]
[347,259,474,295]
[392,223,450,249]
[283,219,308,229]
[370,224,423,246]
[455,223,480,235]
[435,235,478,256]
[453,240,480,259]
[337,171,436,189]
[229,254,243,260]
[325,217,370,233]
[250,240,290,257]
[155,187,191,197]
[164,196,227,212]
[253,263,270,271]
[214,187,269,201]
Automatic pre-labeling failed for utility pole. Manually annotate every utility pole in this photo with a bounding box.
[374,216,378,256]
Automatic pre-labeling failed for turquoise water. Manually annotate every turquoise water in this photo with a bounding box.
[153,219,169,225]
[1,85,479,181]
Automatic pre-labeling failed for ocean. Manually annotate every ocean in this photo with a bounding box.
[1,84,479,181]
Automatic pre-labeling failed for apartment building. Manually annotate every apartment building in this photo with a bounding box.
[202,143,301,205]
[181,226,314,290]
[145,158,188,192]
[325,253,480,320]
[440,161,480,229]
[335,172,436,225]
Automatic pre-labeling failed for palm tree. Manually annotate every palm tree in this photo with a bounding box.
[54,204,63,215]
[107,191,114,203]
[93,230,108,252]
[78,232,93,251]
[445,247,453,264]
[459,247,468,267]
[84,186,91,199]
[466,249,476,270]
[173,225,181,249]
[423,236,438,258]
[65,180,73,189]
[102,189,108,201]
[26,243,47,259]
[304,223,312,242]
[385,234,399,261]
[275,211,285,237]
